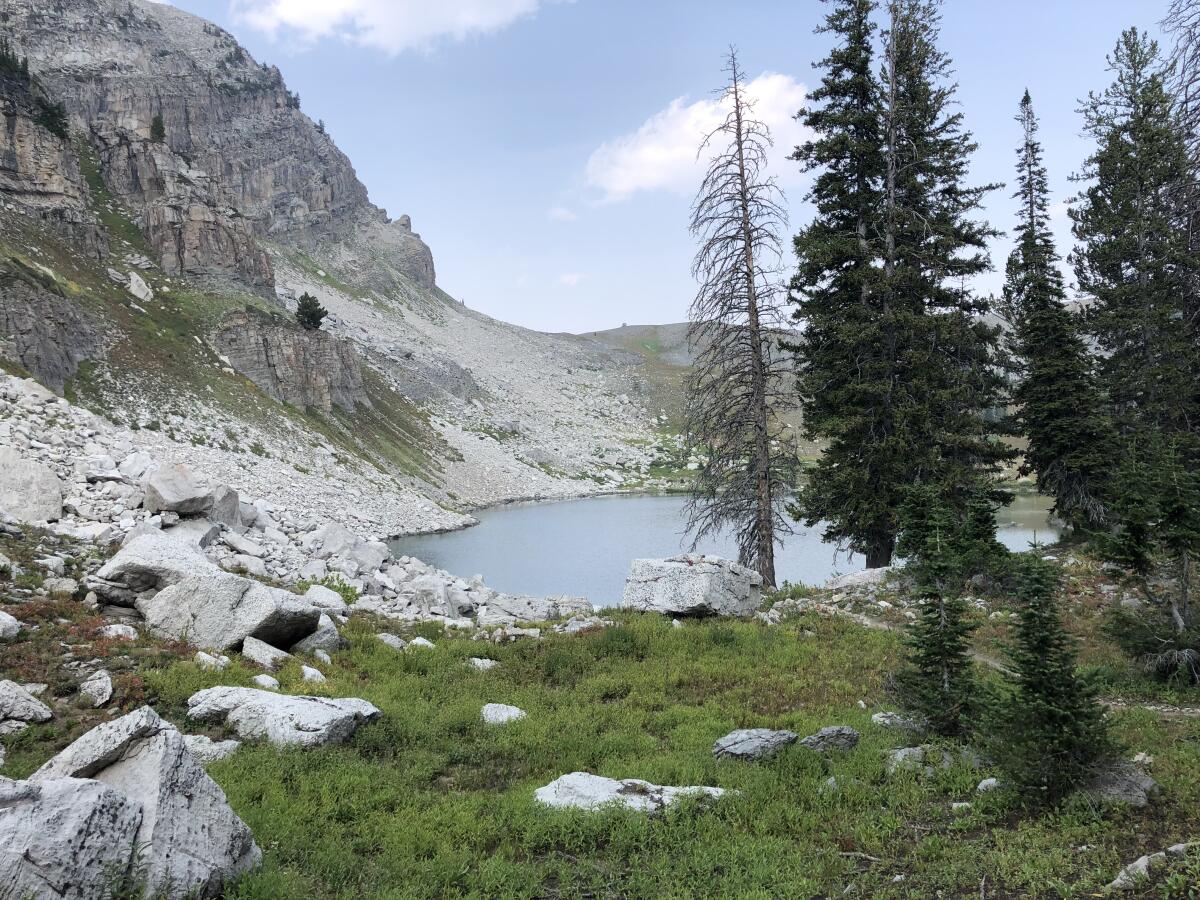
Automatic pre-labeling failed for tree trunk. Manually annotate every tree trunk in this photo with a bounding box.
[866,532,895,569]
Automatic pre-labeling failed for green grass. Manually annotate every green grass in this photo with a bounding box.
[7,602,1199,898]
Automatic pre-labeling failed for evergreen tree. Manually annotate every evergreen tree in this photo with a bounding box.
[988,555,1113,801]
[1074,29,1200,638]
[295,292,328,331]
[1002,91,1113,528]
[791,0,1012,569]
[150,113,166,142]
[894,484,978,737]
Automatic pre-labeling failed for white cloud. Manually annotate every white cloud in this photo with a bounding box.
[585,73,811,203]
[558,272,585,287]
[230,0,550,54]
[547,205,578,222]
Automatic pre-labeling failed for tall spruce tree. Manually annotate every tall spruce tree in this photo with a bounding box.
[1002,91,1113,528]
[792,0,1011,569]
[1073,29,1200,638]
[988,555,1113,801]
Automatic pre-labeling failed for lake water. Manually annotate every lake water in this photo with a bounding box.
[392,492,1060,608]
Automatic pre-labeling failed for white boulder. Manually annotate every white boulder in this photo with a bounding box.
[143,464,215,516]
[481,703,526,725]
[0,610,22,639]
[621,554,762,618]
[0,679,53,724]
[79,670,113,708]
[0,446,63,524]
[186,687,381,748]
[534,772,728,813]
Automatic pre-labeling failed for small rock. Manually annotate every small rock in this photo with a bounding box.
[468,657,498,671]
[408,636,435,650]
[251,674,279,690]
[196,651,231,671]
[241,636,291,671]
[481,703,526,725]
[534,772,727,814]
[977,777,1000,793]
[79,670,113,708]
[376,633,407,651]
[0,610,22,639]
[183,734,242,764]
[712,728,798,761]
[799,726,860,753]
[98,623,138,641]
[301,665,326,684]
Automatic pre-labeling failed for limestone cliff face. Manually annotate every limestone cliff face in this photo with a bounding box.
[212,309,366,414]
[1,0,436,292]
[0,72,105,257]
[0,259,104,392]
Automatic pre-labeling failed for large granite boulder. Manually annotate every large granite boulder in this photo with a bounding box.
[476,593,593,627]
[1083,761,1160,808]
[621,555,762,618]
[89,529,212,603]
[142,464,215,516]
[0,679,53,725]
[186,687,381,748]
[0,445,63,524]
[32,706,261,898]
[0,775,143,899]
[534,772,727,813]
[136,571,321,652]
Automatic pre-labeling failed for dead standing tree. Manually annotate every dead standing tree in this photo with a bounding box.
[684,49,798,589]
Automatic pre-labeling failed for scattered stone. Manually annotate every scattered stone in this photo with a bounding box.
[712,728,798,761]
[251,674,279,691]
[886,747,927,775]
[0,679,53,724]
[951,802,973,813]
[481,703,526,725]
[241,636,292,671]
[871,711,923,732]
[313,649,332,665]
[534,772,727,813]
[1107,843,1196,891]
[977,777,1000,793]
[825,566,897,591]
[301,665,326,684]
[42,577,78,597]
[408,636,435,650]
[79,670,113,708]
[183,734,243,764]
[468,657,498,671]
[1083,761,1160,808]
[99,623,138,640]
[32,707,260,896]
[376,633,407,651]
[186,687,382,748]
[621,554,762,618]
[799,726,860,753]
[196,651,231,671]
[0,610,21,639]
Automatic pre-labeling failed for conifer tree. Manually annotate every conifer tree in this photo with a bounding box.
[1002,91,1113,528]
[894,484,977,737]
[151,113,165,142]
[295,292,328,331]
[792,0,1011,569]
[1073,29,1200,638]
[988,555,1112,801]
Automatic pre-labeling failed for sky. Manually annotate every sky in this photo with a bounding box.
[161,0,1172,334]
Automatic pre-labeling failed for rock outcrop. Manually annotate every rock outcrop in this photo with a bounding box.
[621,555,763,618]
[31,707,261,898]
[534,772,728,813]
[212,308,366,413]
[0,444,63,524]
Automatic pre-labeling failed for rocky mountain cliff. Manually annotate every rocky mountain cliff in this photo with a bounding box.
[0,0,669,537]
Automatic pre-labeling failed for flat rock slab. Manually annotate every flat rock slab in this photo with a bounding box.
[825,566,898,591]
[0,445,63,524]
[535,772,728,813]
[712,728,798,760]
[91,529,211,602]
[31,706,260,897]
[621,554,762,618]
[799,726,860,753]
[186,687,382,748]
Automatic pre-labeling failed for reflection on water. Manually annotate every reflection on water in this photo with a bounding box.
[393,492,1059,608]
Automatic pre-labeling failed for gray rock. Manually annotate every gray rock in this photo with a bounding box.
[886,747,927,775]
[91,529,211,603]
[43,577,78,597]
[871,711,924,732]
[182,734,242,764]
[223,531,266,558]
[118,450,157,482]
[534,772,728,813]
[208,485,241,529]
[826,567,898,591]
[291,614,346,653]
[136,571,320,652]
[977,777,1001,793]
[142,464,214,516]
[303,583,349,612]
[195,651,230,671]
[481,703,526,725]
[99,623,139,640]
[408,636,435,650]
[0,775,143,899]
[1083,761,1160,808]
[0,679,53,723]
[0,445,63,523]
[165,517,222,549]
[186,687,381,748]
[712,728,798,761]
[799,726,860,753]
[32,706,261,897]
[241,636,292,671]
[376,633,407,651]
[1107,843,1196,891]
[468,657,498,671]
[79,670,113,708]
[300,665,326,684]
[251,674,279,691]
[0,610,22,639]
[621,554,762,618]
[230,554,268,577]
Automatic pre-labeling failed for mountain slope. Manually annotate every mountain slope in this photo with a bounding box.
[0,0,660,535]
